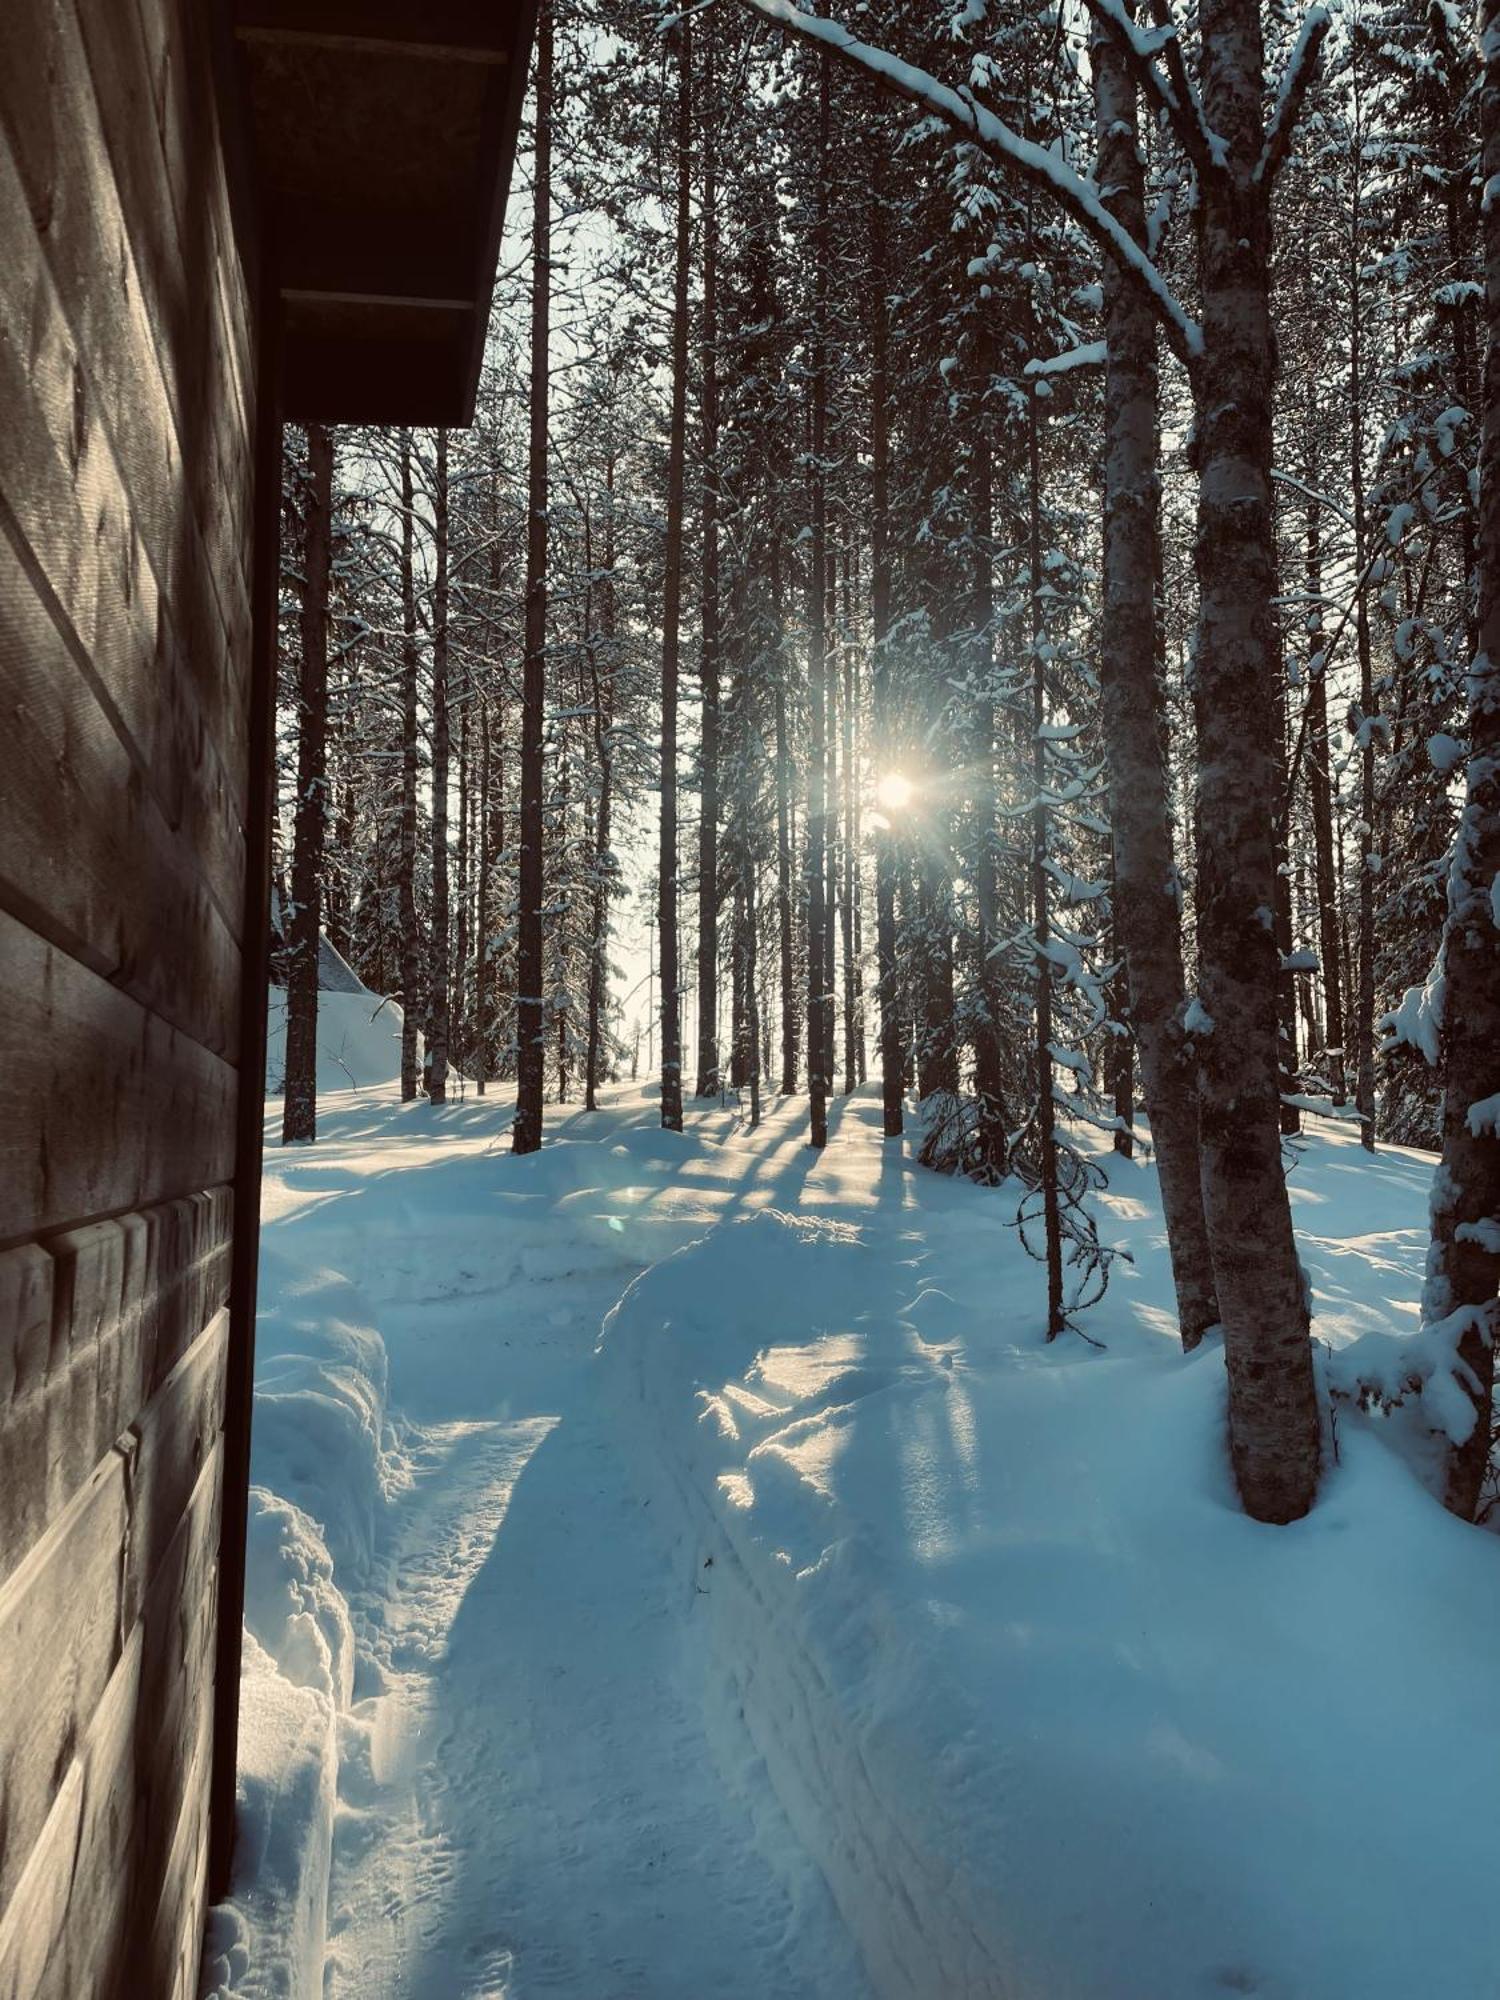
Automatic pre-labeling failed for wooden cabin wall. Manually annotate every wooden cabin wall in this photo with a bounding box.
[0,0,260,1991]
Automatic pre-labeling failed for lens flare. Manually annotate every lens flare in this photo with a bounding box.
[875,771,914,812]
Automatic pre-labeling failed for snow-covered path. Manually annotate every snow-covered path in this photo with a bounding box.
[221,1077,1500,2000]
[301,1096,871,2000]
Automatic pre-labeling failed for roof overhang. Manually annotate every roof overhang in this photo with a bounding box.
[232,1,538,425]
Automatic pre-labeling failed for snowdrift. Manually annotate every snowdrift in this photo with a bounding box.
[264,987,412,1096]
[212,1084,1500,1999]
[203,1252,399,2000]
[600,1154,1500,2000]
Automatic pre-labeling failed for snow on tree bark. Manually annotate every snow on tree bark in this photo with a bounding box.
[514,1,552,1156]
[658,19,692,1135]
[869,152,904,1139]
[696,23,722,1102]
[805,47,833,1151]
[398,427,422,1106]
[1091,17,1219,1348]
[428,428,452,1105]
[282,422,333,1146]
[1429,0,1500,1521]
[1189,0,1321,1519]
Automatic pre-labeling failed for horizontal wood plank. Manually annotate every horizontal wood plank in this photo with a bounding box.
[0,1684,90,2000]
[0,526,244,1055]
[0,1442,224,2000]
[0,131,248,938]
[144,1698,214,2000]
[0,9,251,789]
[0,1444,132,1913]
[0,1192,232,1589]
[0,1309,228,1919]
[0,1246,54,1584]
[140,1187,236,1399]
[127,1309,231,1632]
[0,912,237,1245]
[70,0,256,586]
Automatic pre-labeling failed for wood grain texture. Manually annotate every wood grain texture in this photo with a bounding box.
[0,1442,224,2000]
[0,1442,133,1915]
[0,1312,228,1926]
[0,1192,232,1589]
[0,1246,54,1584]
[0,0,256,1983]
[0,123,248,939]
[143,1698,215,2000]
[0,525,244,1053]
[0,912,237,1246]
[70,0,256,592]
[0,0,253,758]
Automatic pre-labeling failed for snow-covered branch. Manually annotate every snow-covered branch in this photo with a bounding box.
[731,0,1203,367]
[1255,7,1331,185]
[1025,341,1107,378]
[1079,0,1220,180]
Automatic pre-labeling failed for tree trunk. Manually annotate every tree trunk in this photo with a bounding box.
[398,428,422,1104]
[775,675,798,1094]
[1350,239,1378,1152]
[428,428,452,1104]
[804,49,832,1148]
[658,21,692,1133]
[283,423,334,1145]
[476,695,492,1096]
[1090,19,1219,1346]
[1273,572,1301,1138]
[968,329,1007,1173]
[1430,0,1500,1521]
[587,472,617,1112]
[732,640,763,1127]
[869,167,903,1137]
[1026,371,1065,1340]
[1191,0,1320,1521]
[696,27,722,1099]
[454,668,470,1086]
[1304,473,1348,1104]
[824,531,839,1098]
[513,1,552,1155]
[841,542,858,1095]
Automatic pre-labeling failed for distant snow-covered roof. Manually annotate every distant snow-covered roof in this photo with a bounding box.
[269,885,371,995]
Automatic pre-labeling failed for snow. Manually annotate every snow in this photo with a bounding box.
[1023,340,1106,377]
[1427,730,1465,774]
[1433,405,1468,457]
[210,1081,1500,1999]
[1182,994,1214,1036]
[738,0,1203,363]
[204,1249,398,1999]
[265,985,414,1095]
[200,1638,339,2000]
[1256,5,1331,184]
[1384,952,1447,1066]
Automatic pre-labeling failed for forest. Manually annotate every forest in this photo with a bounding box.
[268,0,1498,1534]
[204,0,1500,1988]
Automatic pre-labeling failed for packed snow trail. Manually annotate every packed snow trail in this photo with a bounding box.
[276,1089,872,2000]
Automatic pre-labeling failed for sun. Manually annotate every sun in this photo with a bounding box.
[874,771,915,812]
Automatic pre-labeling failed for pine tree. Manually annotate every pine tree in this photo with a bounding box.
[515,0,554,1155]
[282,423,334,1145]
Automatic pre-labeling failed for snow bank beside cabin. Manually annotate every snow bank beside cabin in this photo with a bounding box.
[600,1160,1500,2000]
[202,1255,398,2000]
